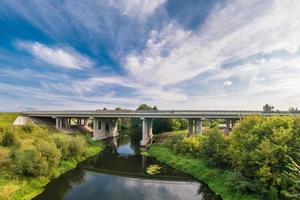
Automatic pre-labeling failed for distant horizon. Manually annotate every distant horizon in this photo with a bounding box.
[1,1,300,111]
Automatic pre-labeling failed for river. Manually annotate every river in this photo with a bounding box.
[33,134,221,200]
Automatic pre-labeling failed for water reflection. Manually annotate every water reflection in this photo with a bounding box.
[34,134,221,200]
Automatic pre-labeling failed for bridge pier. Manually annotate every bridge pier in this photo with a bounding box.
[108,118,119,137]
[189,118,203,135]
[188,119,194,135]
[225,119,232,133]
[140,118,153,146]
[195,119,203,134]
[92,118,118,140]
[55,117,61,129]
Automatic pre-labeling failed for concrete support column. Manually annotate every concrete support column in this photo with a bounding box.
[55,117,62,129]
[226,119,231,133]
[55,117,60,129]
[188,119,194,136]
[148,119,153,139]
[59,118,62,129]
[108,118,118,137]
[195,119,203,134]
[92,118,98,140]
[140,118,149,146]
[67,118,71,128]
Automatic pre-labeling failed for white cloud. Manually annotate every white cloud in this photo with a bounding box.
[223,80,232,86]
[16,41,94,69]
[121,0,300,108]
[125,0,300,85]
[109,0,166,18]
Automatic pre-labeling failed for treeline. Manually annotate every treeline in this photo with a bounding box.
[165,116,300,199]
[116,104,188,140]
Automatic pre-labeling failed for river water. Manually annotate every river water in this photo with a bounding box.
[34,135,221,200]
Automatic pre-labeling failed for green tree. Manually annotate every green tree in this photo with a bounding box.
[263,104,275,112]
[228,116,300,197]
[201,128,229,167]
[288,107,299,113]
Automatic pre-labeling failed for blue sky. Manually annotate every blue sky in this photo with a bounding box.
[0,0,300,111]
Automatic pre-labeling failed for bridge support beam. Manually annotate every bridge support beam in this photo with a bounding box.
[140,118,153,146]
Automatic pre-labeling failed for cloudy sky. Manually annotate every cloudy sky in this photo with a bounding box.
[0,0,300,111]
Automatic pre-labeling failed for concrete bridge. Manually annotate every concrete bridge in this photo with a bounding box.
[21,110,300,146]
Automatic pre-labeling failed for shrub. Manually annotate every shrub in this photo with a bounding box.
[52,134,71,159]
[2,131,18,147]
[13,149,48,177]
[226,171,260,194]
[201,128,229,167]
[69,135,87,158]
[0,149,11,170]
[13,140,61,177]
[172,135,203,157]
[281,156,300,199]
[35,140,61,168]
[22,125,33,133]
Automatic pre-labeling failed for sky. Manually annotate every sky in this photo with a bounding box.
[0,0,300,111]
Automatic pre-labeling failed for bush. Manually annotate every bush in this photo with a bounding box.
[22,125,33,133]
[13,149,48,177]
[35,140,61,168]
[226,171,260,194]
[0,149,11,170]
[52,134,71,159]
[201,128,229,167]
[171,135,203,157]
[2,131,18,147]
[69,135,87,158]
[13,141,61,177]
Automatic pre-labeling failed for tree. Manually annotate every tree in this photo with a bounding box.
[288,107,299,113]
[137,104,154,110]
[228,116,300,197]
[263,104,275,112]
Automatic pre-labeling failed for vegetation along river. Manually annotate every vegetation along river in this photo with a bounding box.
[33,134,221,200]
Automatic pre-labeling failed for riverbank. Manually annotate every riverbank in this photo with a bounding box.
[0,113,105,200]
[148,144,259,200]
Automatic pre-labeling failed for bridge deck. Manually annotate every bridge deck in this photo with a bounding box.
[22,110,300,119]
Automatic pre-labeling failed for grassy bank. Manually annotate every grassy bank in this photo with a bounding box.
[0,113,105,200]
[148,144,259,200]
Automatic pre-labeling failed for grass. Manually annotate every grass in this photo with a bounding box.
[154,129,187,143]
[0,113,105,200]
[149,130,260,200]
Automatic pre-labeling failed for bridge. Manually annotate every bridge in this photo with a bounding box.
[21,110,299,146]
